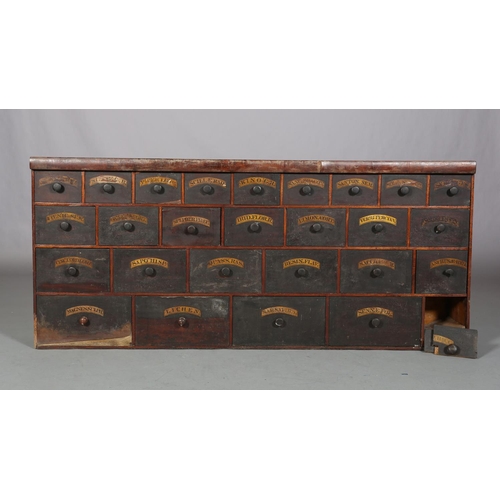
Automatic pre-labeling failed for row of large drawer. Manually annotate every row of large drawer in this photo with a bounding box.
[36,249,468,295]
[36,295,423,348]
[35,206,470,247]
[34,171,472,207]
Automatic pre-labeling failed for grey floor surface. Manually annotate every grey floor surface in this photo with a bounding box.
[1,274,499,389]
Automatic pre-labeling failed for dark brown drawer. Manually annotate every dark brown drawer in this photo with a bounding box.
[381,175,427,206]
[135,296,230,347]
[35,206,96,245]
[34,171,82,203]
[233,174,280,205]
[348,209,407,247]
[135,173,181,204]
[430,175,471,206]
[332,174,378,205]
[184,173,230,204]
[283,174,329,205]
[286,208,346,247]
[113,249,187,293]
[84,172,132,203]
[410,209,469,247]
[36,248,110,293]
[36,296,132,347]
[329,297,422,347]
[265,250,337,293]
[190,249,262,293]
[416,250,468,294]
[340,250,412,294]
[162,207,221,246]
[98,207,159,246]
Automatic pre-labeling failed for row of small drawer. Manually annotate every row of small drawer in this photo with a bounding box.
[36,295,423,348]
[34,171,472,207]
[35,206,470,247]
[36,248,468,295]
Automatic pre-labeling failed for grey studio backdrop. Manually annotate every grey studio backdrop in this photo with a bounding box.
[0,109,499,389]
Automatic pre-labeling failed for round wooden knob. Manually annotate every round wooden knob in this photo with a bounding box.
[79,316,90,326]
[144,267,156,277]
[372,223,384,233]
[370,318,382,328]
[103,183,115,194]
[67,266,78,277]
[311,223,322,233]
[448,186,459,196]
[371,268,382,278]
[202,184,214,194]
[443,268,455,277]
[399,186,410,196]
[177,316,188,327]
[219,267,232,277]
[251,185,263,195]
[444,344,459,355]
[434,224,446,234]
[296,268,308,278]
[349,186,361,195]
[249,222,261,233]
[123,222,134,232]
[59,221,71,231]
[153,184,164,194]
[273,317,285,328]
[300,185,313,196]
[186,225,198,235]
[52,182,64,193]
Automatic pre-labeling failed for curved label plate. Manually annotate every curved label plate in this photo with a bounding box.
[66,305,104,317]
[336,178,374,190]
[109,213,148,225]
[188,177,227,188]
[164,306,202,317]
[297,215,336,226]
[287,177,325,189]
[89,175,127,187]
[238,177,277,189]
[207,258,244,268]
[172,216,211,227]
[55,257,93,268]
[130,258,169,269]
[235,214,274,225]
[359,214,397,226]
[46,212,85,224]
[356,307,394,318]
[261,306,299,317]
[283,258,320,270]
[139,176,178,188]
[358,259,396,270]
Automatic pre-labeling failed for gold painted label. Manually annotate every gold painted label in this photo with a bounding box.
[164,306,202,317]
[359,214,397,226]
[109,213,148,225]
[283,258,320,270]
[297,215,336,226]
[188,177,227,188]
[261,306,299,317]
[55,257,93,268]
[421,216,459,228]
[287,177,325,189]
[66,305,104,317]
[358,259,396,270]
[386,179,423,190]
[434,179,471,191]
[38,175,78,187]
[357,307,394,319]
[235,214,274,225]
[130,258,169,269]
[207,258,244,268]
[139,176,178,188]
[172,216,211,227]
[430,258,467,270]
[238,177,277,189]
[46,212,85,224]
[336,178,374,190]
[89,175,128,187]
[433,334,454,346]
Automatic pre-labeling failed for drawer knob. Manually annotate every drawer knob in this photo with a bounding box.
[349,186,361,196]
[79,316,90,326]
[123,222,135,232]
[177,316,188,327]
[60,221,72,232]
[444,343,459,355]
[273,317,285,328]
[249,222,261,233]
[144,267,156,277]
[300,185,313,196]
[398,186,410,196]
[434,223,446,234]
[311,223,322,233]
[153,184,165,194]
[219,267,232,277]
[371,268,383,278]
[443,268,455,277]
[202,184,214,195]
[295,267,308,278]
[186,225,199,235]
[372,223,384,233]
[370,317,382,328]
[448,186,459,196]
[52,182,64,193]
[67,266,79,277]
[251,185,264,195]
[103,183,115,194]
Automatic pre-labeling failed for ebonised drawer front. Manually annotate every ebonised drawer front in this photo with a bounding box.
[98,207,159,246]
[348,209,407,247]
[283,174,329,205]
[232,296,326,346]
[184,173,231,205]
[264,250,337,293]
[429,175,471,206]
[189,249,262,293]
[410,209,469,247]
[286,208,346,247]
[135,296,230,347]
[162,207,221,246]
[329,297,422,347]
[135,173,181,204]
[381,175,427,206]
[332,175,378,206]
[113,249,187,293]
[233,173,281,205]
[36,295,132,347]
[416,250,468,294]
[36,248,110,293]
[85,172,132,203]
[34,171,82,203]
[35,206,96,245]
[340,250,412,294]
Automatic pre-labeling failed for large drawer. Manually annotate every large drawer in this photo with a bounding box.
[410,209,469,247]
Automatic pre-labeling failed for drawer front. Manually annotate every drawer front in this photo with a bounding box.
[430,175,471,206]
[416,250,468,294]
[98,207,159,246]
[233,296,325,346]
[410,209,469,247]
[381,175,427,206]
[348,209,407,247]
[113,249,187,293]
[184,173,231,204]
[190,249,262,293]
[283,174,329,205]
[265,250,337,293]
[340,250,412,293]
[36,248,110,293]
[85,172,132,203]
[135,173,181,204]
[329,297,422,347]
[34,171,82,203]
[332,174,378,205]
[234,173,280,205]
[224,208,284,247]
[36,296,132,347]
[286,208,346,247]
[135,296,230,347]
[35,206,96,245]
[162,207,221,246]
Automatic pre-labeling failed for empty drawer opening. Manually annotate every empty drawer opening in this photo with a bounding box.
[424,297,467,329]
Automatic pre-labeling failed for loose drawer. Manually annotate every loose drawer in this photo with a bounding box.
[34,171,82,203]
[36,296,132,347]
[416,250,468,294]
[135,173,181,204]
[283,174,329,205]
[234,173,280,205]
[35,206,96,245]
[348,209,407,247]
[113,249,187,293]
[265,250,337,293]
[162,207,221,246]
[329,297,422,347]
[340,250,412,294]
[332,174,378,205]
[410,209,469,247]
[286,208,346,247]
[190,249,262,293]
[381,175,427,206]
[85,172,132,203]
[184,173,231,204]
[36,248,110,293]
[429,175,471,206]
[135,296,230,347]
[98,207,159,246]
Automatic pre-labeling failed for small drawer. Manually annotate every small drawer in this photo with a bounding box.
[410,209,469,247]
[162,207,221,246]
[340,250,412,294]
[36,248,110,293]
[332,174,378,205]
[34,171,82,203]
[98,207,159,246]
[329,297,422,347]
[135,173,181,204]
[416,250,468,294]
[232,296,326,346]
[190,249,262,293]
[135,296,230,347]
[113,249,187,293]
[35,206,96,245]
[265,250,337,293]
[381,175,427,206]
[234,173,280,205]
[348,209,407,247]
[430,175,471,206]
[36,296,132,347]
[283,174,329,205]
[85,172,132,203]
[286,208,346,247]
[224,208,284,247]
[184,173,231,205]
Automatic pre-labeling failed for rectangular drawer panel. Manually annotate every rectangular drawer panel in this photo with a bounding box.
[430,175,471,206]
[348,208,407,247]
[234,173,280,205]
[283,174,329,205]
[85,172,132,203]
[332,174,378,205]
[381,175,427,206]
[162,207,221,246]
[34,171,82,203]
[416,250,468,294]
[410,209,469,247]
[135,173,181,204]
[184,173,231,204]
